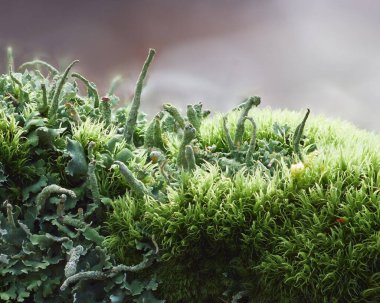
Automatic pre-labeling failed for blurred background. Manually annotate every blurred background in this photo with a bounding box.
[0,0,379,132]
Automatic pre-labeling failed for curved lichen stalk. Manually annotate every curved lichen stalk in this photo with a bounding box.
[48,60,79,121]
[60,256,154,291]
[72,72,100,108]
[124,49,156,144]
[114,161,151,198]
[10,73,22,88]
[234,96,260,147]
[19,59,59,76]
[64,245,84,278]
[60,271,108,291]
[163,103,185,129]
[293,108,311,159]
[35,184,76,213]
[62,215,87,229]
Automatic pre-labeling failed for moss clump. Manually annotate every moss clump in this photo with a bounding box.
[1,47,379,303]
[107,107,380,302]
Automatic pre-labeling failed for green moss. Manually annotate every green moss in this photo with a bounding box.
[107,108,380,302]
[1,48,379,303]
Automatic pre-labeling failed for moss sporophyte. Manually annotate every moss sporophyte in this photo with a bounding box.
[0,47,379,303]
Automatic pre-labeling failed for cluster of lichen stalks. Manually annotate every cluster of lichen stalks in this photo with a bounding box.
[0,47,313,302]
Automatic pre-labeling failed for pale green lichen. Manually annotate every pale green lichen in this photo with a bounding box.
[114,160,150,198]
[293,108,310,159]
[19,59,59,76]
[64,245,84,278]
[35,184,76,213]
[234,96,260,147]
[72,72,100,108]
[49,60,79,121]
[177,123,196,169]
[124,49,155,144]
[163,103,185,129]
[87,160,101,204]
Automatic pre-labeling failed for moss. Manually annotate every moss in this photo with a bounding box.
[108,108,380,303]
[1,47,379,303]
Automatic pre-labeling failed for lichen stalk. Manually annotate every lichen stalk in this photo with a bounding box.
[187,105,201,132]
[293,108,311,158]
[19,59,59,76]
[223,116,235,152]
[177,123,196,168]
[114,161,150,198]
[244,117,257,164]
[124,48,156,144]
[87,141,96,161]
[99,97,111,127]
[40,83,48,114]
[234,96,260,147]
[185,145,196,171]
[36,184,76,213]
[145,114,164,150]
[64,245,84,278]
[60,271,108,291]
[87,160,101,204]
[48,60,79,121]
[163,103,185,129]
[72,72,100,108]
[3,201,15,228]
[7,47,14,74]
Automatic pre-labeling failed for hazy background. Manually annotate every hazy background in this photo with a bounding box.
[0,0,379,132]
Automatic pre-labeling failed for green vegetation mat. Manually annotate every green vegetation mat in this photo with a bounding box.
[0,48,379,303]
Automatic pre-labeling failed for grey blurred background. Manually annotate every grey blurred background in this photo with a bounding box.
[0,0,379,132]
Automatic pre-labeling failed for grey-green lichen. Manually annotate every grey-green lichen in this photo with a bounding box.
[48,60,79,121]
[35,184,76,213]
[293,108,310,159]
[87,160,101,204]
[163,103,185,129]
[177,123,196,169]
[19,59,59,76]
[124,48,155,144]
[64,245,84,278]
[72,72,100,108]
[114,160,150,198]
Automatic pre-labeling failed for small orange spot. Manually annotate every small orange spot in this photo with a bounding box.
[336,217,346,224]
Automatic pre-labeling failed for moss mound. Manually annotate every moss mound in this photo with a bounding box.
[106,106,380,302]
[0,47,379,303]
